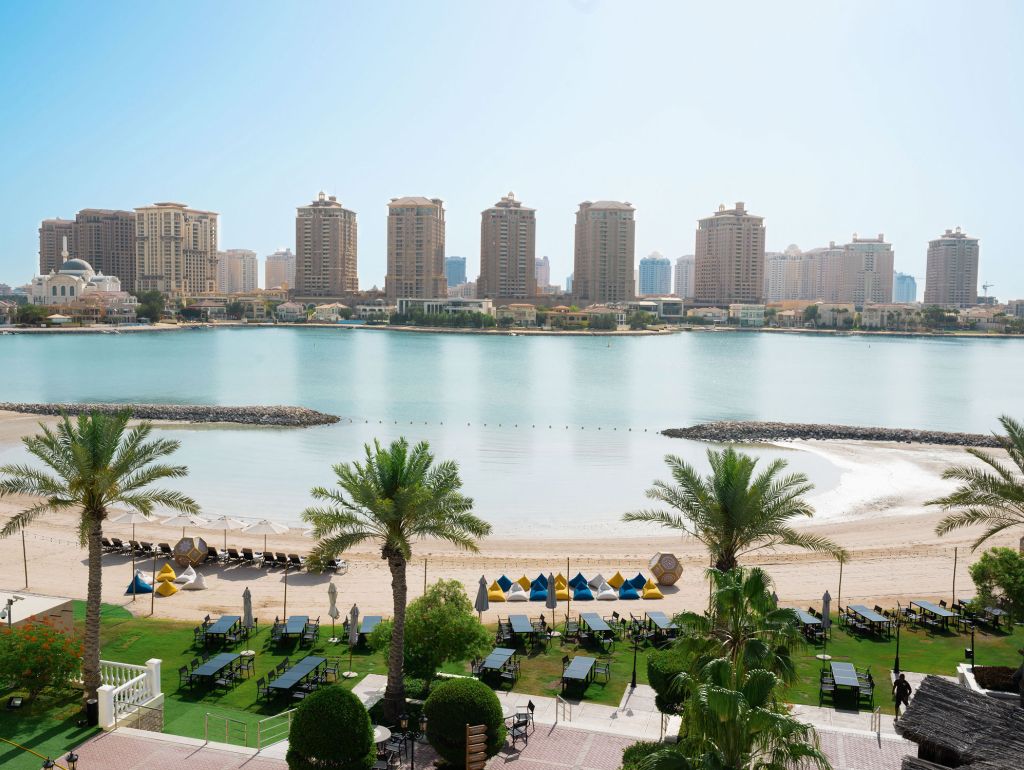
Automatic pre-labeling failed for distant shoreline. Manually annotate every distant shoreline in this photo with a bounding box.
[1,321,1020,340]
[664,420,1001,448]
[0,402,339,427]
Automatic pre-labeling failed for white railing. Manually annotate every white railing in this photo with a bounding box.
[555,695,572,723]
[871,706,881,737]
[97,658,162,729]
[257,708,297,749]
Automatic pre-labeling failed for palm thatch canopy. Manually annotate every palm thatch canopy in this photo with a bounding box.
[896,676,1023,770]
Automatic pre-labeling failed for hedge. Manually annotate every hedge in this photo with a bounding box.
[286,687,376,770]
[424,678,506,767]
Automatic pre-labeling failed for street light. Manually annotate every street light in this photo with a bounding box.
[893,602,902,674]
[965,623,976,672]
[630,621,640,690]
[65,752,78,770]
[41,759,55,769]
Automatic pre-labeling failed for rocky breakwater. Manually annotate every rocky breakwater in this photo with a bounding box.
[663,420,1001,448]
[0,402,340,427]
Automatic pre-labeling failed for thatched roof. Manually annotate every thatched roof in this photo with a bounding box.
[896,675,1024,769]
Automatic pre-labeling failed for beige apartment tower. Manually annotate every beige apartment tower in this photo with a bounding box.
[265,248,296,290]
[295,192,358,297]
[217,249,258,294]
[72,209,137,291]
[695,202,765,306]
[386,197,446,300]
[478,192,536,299]
[924,226,979,308]
[572,200,636,304]
[135,202,219,296]
[39,218,74,274]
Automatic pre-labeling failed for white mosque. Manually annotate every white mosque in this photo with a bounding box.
[30,237,123,306]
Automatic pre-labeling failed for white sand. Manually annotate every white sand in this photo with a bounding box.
[0,410,1015,625]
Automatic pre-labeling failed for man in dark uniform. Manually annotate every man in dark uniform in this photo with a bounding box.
[892,673,913,718]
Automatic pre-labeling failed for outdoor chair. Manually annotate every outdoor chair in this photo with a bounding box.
[177,665,191,687]
[189,657,199,670]
[819,681,834,705]
[140,541,154,555]
[224,548,241,563]
[214,667,237,691]
[324,659,339,682]
[594,658,611,683]
[128,539,142,554]
[561,655,571,671]
[240,548,256,566]
[275,552,289,568]
[288,554,305,570]
[267,669,278,682]
[470,658,482,675]
[241,656,255,677]
[256,677,270,701]
[500,661,519,687]
[564,620,579,642]
[107,537,124,552]
[101,537,116,552]
[158,542,172,556]
[326,557,348,574]
[193,626,206,646]
[510,710,530,748]
[277,658,290,674]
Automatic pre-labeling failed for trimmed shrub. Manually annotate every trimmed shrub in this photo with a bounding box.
[424,677,506,767]
[973,665,1019,693]
[286,686,375,770]
[647,646,688,714]
[622,741,664,768]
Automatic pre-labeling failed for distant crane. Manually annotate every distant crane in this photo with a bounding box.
[982,282,995,298]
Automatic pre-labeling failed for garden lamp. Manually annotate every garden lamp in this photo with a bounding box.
[41,760,54,770]
[65,752,79,770]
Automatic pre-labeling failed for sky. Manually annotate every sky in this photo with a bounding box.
[1,1,1021,297]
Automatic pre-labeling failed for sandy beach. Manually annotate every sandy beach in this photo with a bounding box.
[0,409,1016,625]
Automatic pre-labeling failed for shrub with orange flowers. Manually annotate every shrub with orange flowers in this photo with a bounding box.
[0,620,82,700]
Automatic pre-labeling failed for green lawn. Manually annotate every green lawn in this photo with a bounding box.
[786,616,1023,714]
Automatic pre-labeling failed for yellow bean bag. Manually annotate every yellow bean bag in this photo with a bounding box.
[487,581,506,602]
[555,585,570,601]
[555,573,567,588]
[515,575,531,591]
[155,580,179,597]
[156,563,176,582]
[642,579,664,599]
[607,571,626,589]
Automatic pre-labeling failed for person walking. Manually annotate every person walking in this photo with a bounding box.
[892,673,913,719]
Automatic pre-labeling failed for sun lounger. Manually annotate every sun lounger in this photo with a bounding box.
[288,554,305,570]
[157,543,172,556]
[276,552,289,568]
[240,548,257,566]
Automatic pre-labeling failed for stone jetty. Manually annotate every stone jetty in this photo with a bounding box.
[0,402,340,427]
[663,420,1001,448]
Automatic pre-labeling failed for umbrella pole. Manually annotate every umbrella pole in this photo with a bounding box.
[150,552,157,617]
[21,528,28,590]
[132,523,137,601]
[283,564,289,619]
[566,557,570,632]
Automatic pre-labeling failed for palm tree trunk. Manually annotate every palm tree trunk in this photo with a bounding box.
[383,548,408,722]
[82,515,104,703]
[714,553,737,572]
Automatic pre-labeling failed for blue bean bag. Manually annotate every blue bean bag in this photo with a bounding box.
[126,573,154,595]
[629,573,647,590]
[533,573,548,588]
[497,575,513,592]
[618,582,640,600]
[569,572,588,590]
[573,583,594,601]
[529,585,548,601]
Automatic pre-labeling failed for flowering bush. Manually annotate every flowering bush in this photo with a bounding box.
[0,621,82,700]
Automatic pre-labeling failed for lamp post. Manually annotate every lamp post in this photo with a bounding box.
[966,623,976,672]
[41,760,55,769]
[893,602,902,674]
[65,752,78,770]
[630,622,639,690]
[400,712,428,768]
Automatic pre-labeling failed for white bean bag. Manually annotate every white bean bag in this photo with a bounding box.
[180,572,207,590]
[507,582,529,602]
[174,565,197,584]
[588,573,606,589]
[596,581,617,601]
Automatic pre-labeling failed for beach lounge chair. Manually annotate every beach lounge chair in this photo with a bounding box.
[507,583,529,602]
[288,554,305,570]
[240,547,257,566]
[205,546,220,563]
[226,548,242,563]
[515,575,531,591]
[497,574,513,592]
[618,582,640,600]
[487,580,506,602]
[573,583,594,601]
[275,552,289,568]
[101,537,117,553]
[642,579,664,599]
[128,539,143,554]
[158,543,172,556]
[326,558,348,574]
[109,537,127,553]
[596,581,617,601]
[263,553,282,568]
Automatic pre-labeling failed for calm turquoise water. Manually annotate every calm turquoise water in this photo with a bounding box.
[1,328,1020,534]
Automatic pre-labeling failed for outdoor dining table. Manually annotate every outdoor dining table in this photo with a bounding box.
[372,725,391,744]
[984,607,1007,628]
[911,600,955,629]
[646,611,678,632]
[193,652,240,681]
[268,655,326,692]
[205,615,241,642]
[848,605,891,637]
[360,615,382,635]
[562,656,596,693]
[795,610,822,627]
[480,647,517,672]
[509,615,534,636]
[282,616,308,637]
[829,661,860,708]
[580,613,611,634]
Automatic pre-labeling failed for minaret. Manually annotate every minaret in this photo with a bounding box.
[61,235,69,265]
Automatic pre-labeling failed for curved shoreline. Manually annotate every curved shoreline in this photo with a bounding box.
[0,402,340,427]
[663,420,1000,448]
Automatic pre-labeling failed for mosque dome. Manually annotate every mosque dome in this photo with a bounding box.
[59,258,95,276]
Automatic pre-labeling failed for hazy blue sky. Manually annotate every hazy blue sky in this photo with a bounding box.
[1,1,1021,297]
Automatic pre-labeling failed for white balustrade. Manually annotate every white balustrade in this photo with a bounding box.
[96,658,162,729]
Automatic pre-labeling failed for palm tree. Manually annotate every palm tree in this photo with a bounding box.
[674,567,803,685]
[930,415,1024,549]
[0,411,198,703]
[624,448,846,571]
[641,658,831,770]
[301,438,491,721]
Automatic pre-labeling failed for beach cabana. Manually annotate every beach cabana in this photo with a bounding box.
[895,675,1024,769]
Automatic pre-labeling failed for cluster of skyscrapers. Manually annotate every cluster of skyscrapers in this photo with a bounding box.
[36,196,983,310]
